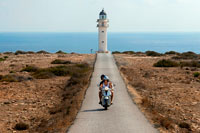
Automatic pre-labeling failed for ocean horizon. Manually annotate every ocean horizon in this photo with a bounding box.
[0,32,200,54]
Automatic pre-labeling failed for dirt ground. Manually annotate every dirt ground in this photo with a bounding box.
[114,54,200,133]
[0,53,95,133]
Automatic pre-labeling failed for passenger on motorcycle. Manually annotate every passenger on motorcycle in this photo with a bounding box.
[99,75,114,104]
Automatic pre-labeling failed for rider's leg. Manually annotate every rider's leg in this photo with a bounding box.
[111,91,114,103]
[99,91,102,103]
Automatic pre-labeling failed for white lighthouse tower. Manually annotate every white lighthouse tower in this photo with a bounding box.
[97,9,109,52]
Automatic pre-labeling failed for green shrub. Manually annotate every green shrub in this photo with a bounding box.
[0,58,5,62]
[9,71,15,73]
[193,72,200,77]
[172,51,199,60]
[15,50,26,55]
[21,65,39,72]
[0,75,17,82]
[112,51,121,54]
[14,122,29,131]
[165,51,179,55]
[154,59,179,67]
[51,59,71,64]
[26,51,35,54]
[3,52,13,55]
[122,51,135,54]
[56,50,67,54]
[0,75,3,80]
[135,52,145,55]
[179,122,191,131]
[48,66,71,76]
[146,51,162,56]
[33,71,55,79]
[0,56,9,62]
[180,61,200,68]
[32,63,91,79]
[36,50,49,54]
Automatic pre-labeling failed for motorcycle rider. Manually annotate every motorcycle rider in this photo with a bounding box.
[99,74,105,104]
[99,76,114,104]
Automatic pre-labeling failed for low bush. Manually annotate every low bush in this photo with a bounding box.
[0,58,6,62]
[179,122,191,131]
[32,66,70,79]
[3,52,13,54]
[160,117,173,129]
[180,61,200,68]
[33,71,55,79]
[32,63,91,79]
[56,50,67,54]
[0,56,9,62]
[21,65,39,72]
[0,75,18,82]
[172,51,199,60]
[122,51,135,54]
[193,72,200,77]
[9,71,15,73]
[154,59,179,67]
[51,59,71,64]
[135,51,144,54]
[36,50,49,54]
[112,51,121,54]
[165,51,179,55]
[26,51,35,54]
[14,122,29,131]
[146,51,162,56]
[15,50,26,55]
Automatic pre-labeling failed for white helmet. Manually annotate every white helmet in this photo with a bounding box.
[104,76,109,81]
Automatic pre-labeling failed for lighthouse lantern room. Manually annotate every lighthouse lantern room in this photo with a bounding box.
[97,9,109,52]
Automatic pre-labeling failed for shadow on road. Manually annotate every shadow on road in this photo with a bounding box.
[82,108,105,112]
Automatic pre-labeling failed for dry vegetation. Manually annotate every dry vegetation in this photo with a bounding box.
[114,51,200,133]
[0,51,95,133]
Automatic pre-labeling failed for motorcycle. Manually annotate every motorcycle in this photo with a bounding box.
[101,86,112,110]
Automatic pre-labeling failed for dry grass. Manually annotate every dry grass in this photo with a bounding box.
[114,54,200,132]
[34,62,93,132]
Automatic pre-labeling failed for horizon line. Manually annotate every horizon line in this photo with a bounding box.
[1,31,200,33]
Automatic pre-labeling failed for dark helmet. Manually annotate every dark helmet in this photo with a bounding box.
[100,74,105,80]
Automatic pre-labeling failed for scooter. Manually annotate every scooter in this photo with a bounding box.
[101,87,112,110]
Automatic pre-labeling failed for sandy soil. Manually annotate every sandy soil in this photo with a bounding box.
[114,54,200,133]
[0,53,95,133]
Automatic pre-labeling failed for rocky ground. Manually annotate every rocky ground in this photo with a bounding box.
[0,52,95,133]
[114,53,200,133]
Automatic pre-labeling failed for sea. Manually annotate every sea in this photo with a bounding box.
[0,32,200,54]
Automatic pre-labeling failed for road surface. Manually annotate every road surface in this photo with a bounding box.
[68,53,157,133]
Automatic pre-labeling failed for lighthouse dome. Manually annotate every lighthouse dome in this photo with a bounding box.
[99,9,107,16]
[99,9,107,19]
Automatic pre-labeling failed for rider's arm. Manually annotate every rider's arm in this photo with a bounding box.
[99,83,103,90]
[109,82,113,89]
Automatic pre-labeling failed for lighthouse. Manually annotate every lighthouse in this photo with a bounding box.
[97,9,109,52]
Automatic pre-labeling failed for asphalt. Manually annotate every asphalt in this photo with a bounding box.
[68,53,158,133]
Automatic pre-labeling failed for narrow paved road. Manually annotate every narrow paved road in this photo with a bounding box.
[68,53,157,133]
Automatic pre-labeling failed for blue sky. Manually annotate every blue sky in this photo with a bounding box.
[0,0,200,32]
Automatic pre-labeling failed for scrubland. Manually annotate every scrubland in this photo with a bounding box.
[114,51,200,133]
[0,51,95,132]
